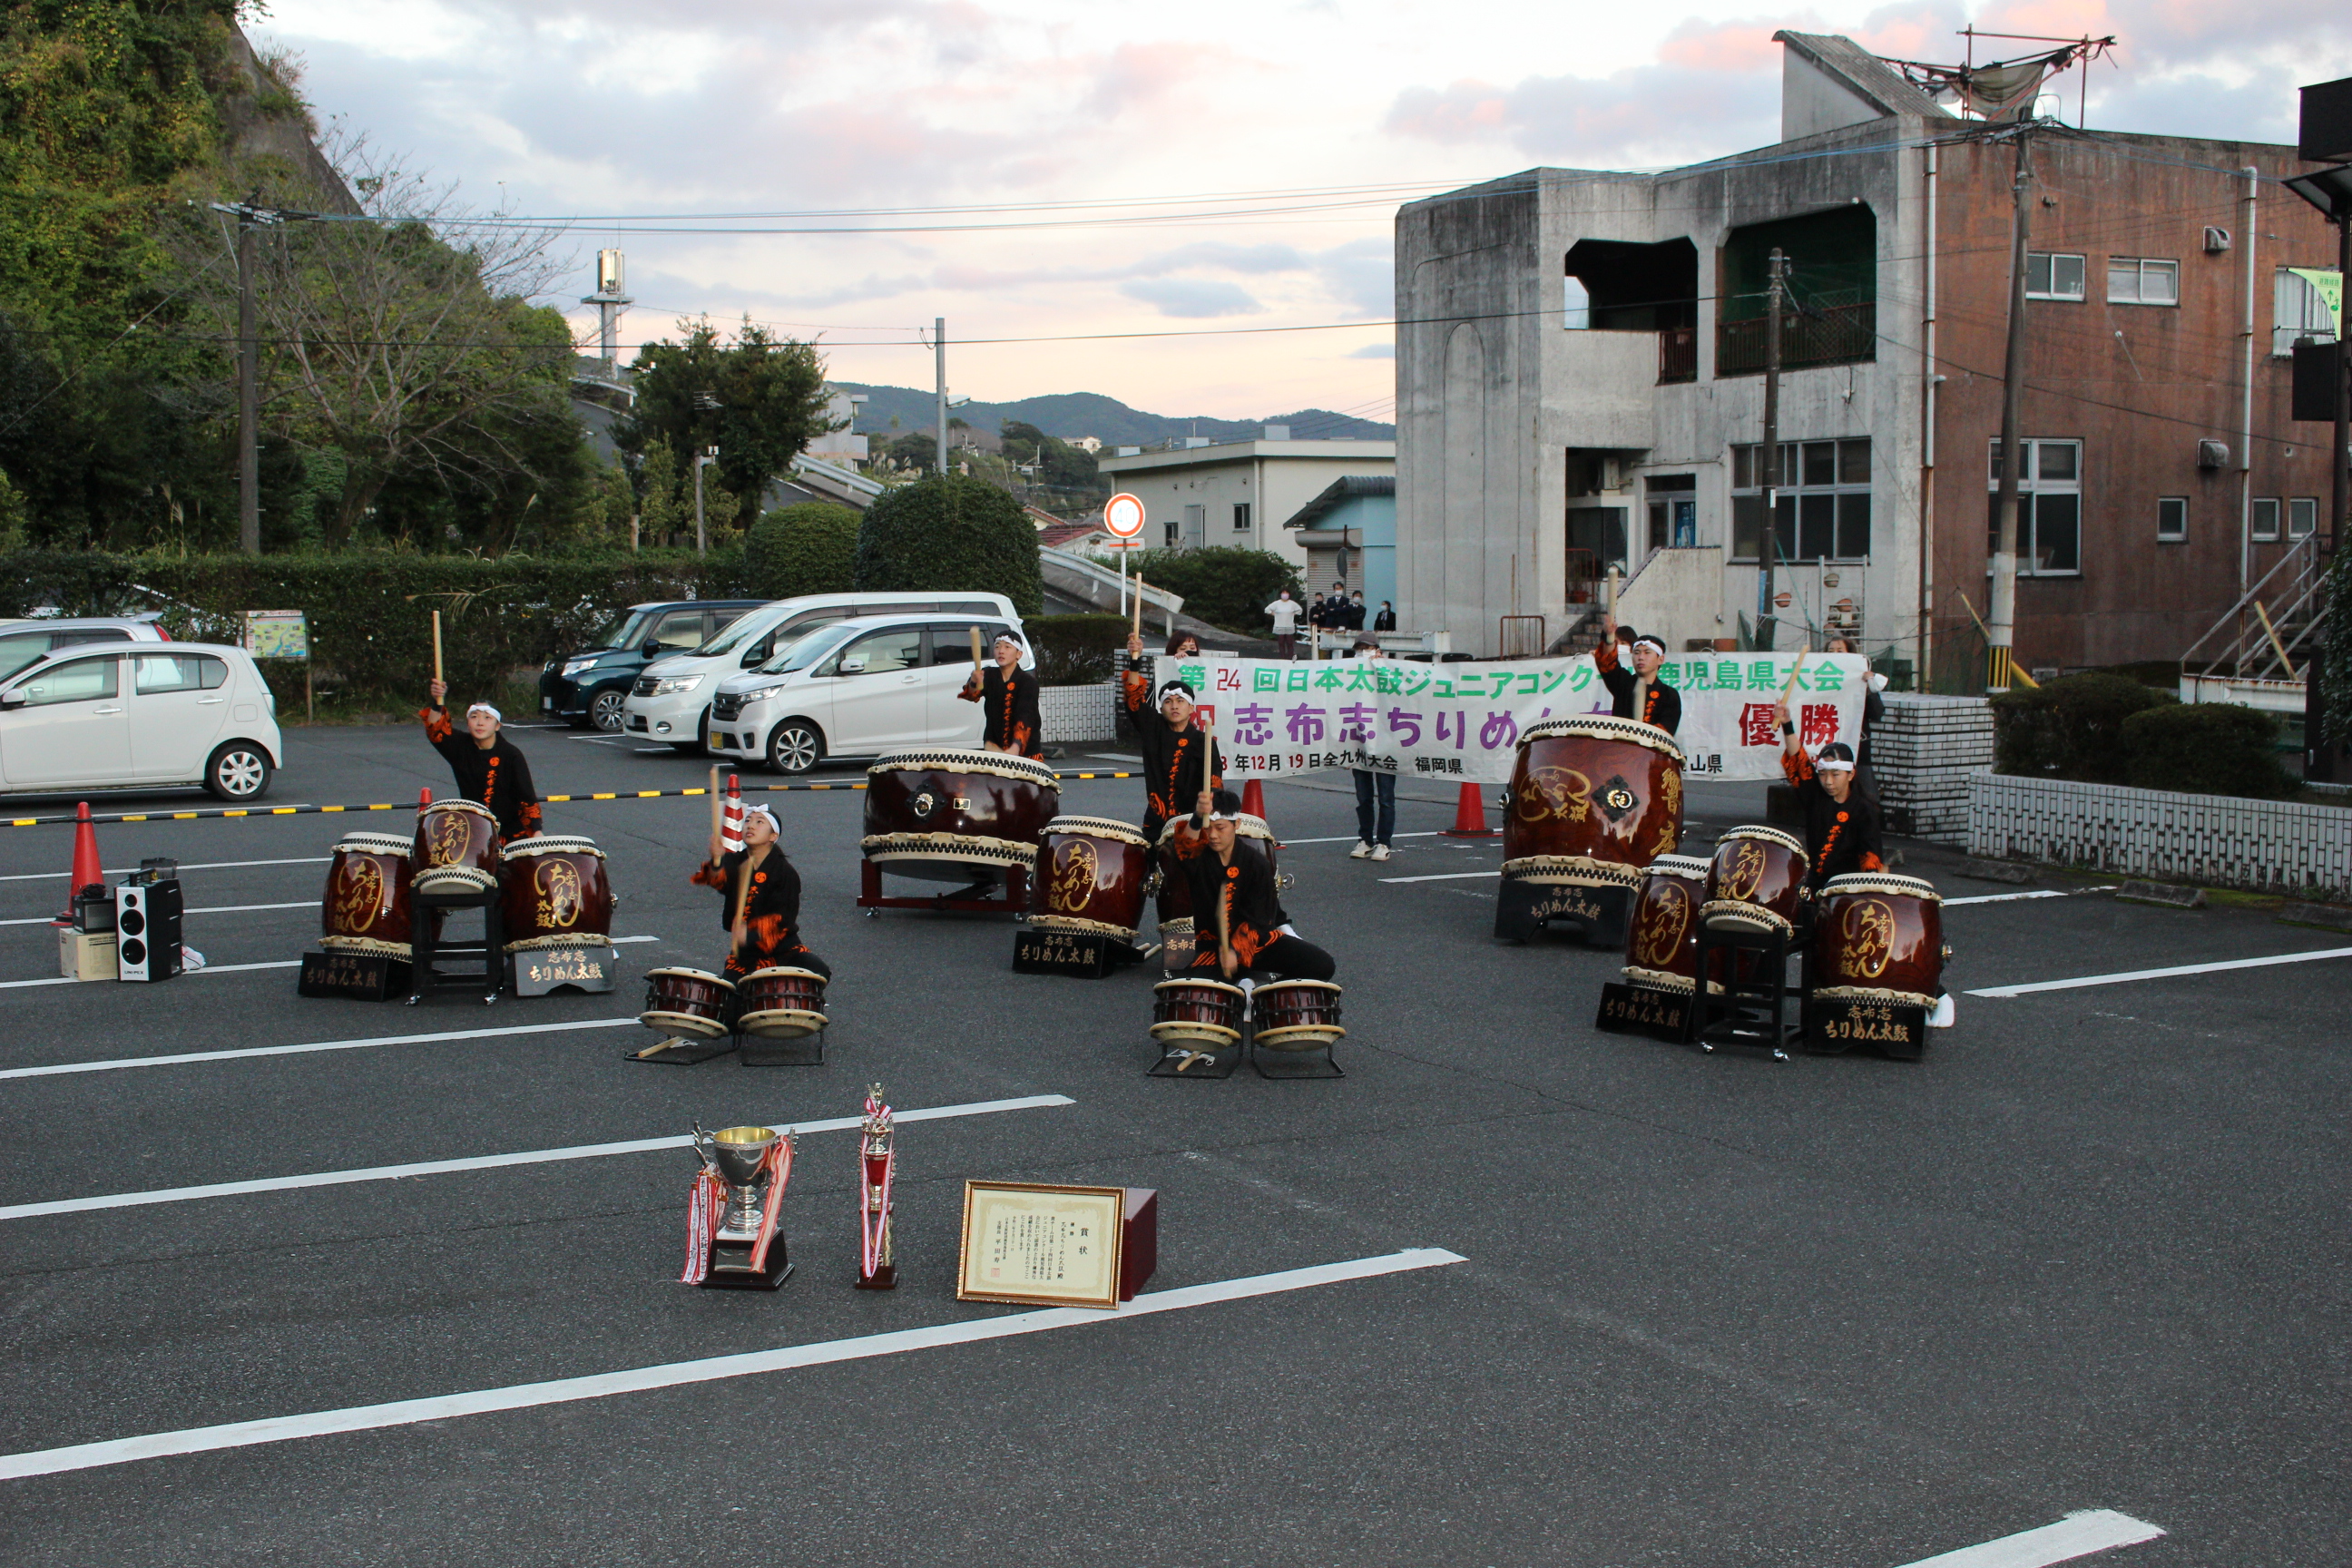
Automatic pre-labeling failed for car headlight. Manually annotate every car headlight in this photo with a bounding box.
[562,659,598,678]
[736,683,784,704]
[652,674,703,696]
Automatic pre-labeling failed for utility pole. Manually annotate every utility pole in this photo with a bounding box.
[694,446,717,555]
[934,316,948,476]
[237,212,259,555]
[1986,125,2036,693]
[1756,248,1787,648]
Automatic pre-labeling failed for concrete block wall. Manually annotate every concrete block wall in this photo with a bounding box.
[1872,693,1995,845]
[1040,683,1116,745]
[1967,774,2352,894]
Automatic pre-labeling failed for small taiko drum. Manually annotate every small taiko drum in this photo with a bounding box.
[1700,826,1810,936]
[1154,813,1276,972]
[1029,815,1152,943]
[861,749,1061,883]
[1622,854,1710,994]
[319,833,415,958]
[1253,980,1345,1053]
[1502,716,1684,893]
[640,967,736,1040]
[412,799,500,894]
[735,965,828,1040]
[499,835,614,952]
[1150,976,1246,1048]
[1812,873,1946,1009]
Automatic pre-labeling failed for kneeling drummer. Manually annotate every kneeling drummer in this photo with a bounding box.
[691,804,830,982]
[1774,700,1883,889]
[1168,788,1335,984]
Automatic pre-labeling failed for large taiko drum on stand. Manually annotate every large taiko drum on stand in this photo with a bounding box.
[640,967,736,1040]
[1700,826,1809,936]
[1502,717,1684,894]
[319,833,415,957]
[1812,874,1946,1009]
[861,749,1060,884]
[1029,815,1152,944]
[499,835,614,952]
[1622,854,1710,994]
[413,799,500,894]
[736,966,828,1040]
[1153,813,1278,972]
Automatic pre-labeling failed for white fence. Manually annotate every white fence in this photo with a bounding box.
[1966,773,2352,894]
[1040,682,1116,745]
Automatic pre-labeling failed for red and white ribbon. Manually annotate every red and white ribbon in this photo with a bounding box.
[679,1167,722,1285]
[747,1132,796,1277]
[859,1090,896,1279]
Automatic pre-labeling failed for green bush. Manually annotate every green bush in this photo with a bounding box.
[854,475,1042,615]
[745,503,858,600]
[1024,614,1126,685]
[1123,546,1302,635]
[2121,703,2296,799]
[1992,671,2174,783]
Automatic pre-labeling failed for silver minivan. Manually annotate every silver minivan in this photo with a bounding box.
[0,641,283,799]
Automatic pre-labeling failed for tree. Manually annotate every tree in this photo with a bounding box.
[747,502,858,598]
[617,318,832,534]
[2323,548,2352,751]
[633,436,737,546]
[856,475,1041,614]
[1124,546,1301,633]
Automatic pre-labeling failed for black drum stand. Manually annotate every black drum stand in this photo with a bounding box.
[407,887,503,1006]
[1687,920,1803,1060]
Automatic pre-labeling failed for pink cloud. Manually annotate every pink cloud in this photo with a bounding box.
[1656,18,1787,74]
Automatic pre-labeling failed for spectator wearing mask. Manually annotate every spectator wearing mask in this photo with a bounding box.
[1373,601,1396,632]
[1264,589,1302,660]
[1346,591,1367,630]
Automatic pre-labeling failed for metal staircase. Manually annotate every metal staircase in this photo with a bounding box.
[2178,536,2330,711]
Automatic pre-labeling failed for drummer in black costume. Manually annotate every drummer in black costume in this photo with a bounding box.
[1592,611,1681,736]
[691,803,829,982]
[423,676,541,840]
[1774,701,1884,890]
[958,632,1044,760]
[1169,788,1335,982]
[1122,629,1222,847]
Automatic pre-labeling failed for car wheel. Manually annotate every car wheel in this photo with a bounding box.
[205,742,273,802]
[767,720,825,775]
[589,688,627,733]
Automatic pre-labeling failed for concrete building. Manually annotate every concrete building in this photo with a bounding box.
[1286,475,1397,612]
[1098,434,1395,578]
[1394,31,2341,676]
[805,386,870,466]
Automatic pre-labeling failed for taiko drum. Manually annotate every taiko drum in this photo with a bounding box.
[412,799,500,894]
[860,749,1061,884]
[1150,976,1246,1047]
[1252,980,1346,1052]
[499,835,614,952]
[1502,716,1684,890]
[1700,825,1810,936]
[1621,854,1710,994]
[640,966,736,1040]
[319,833,415,958]
[1811,873,1945,1009]
[1028,815,1153,943]
[735,965,828,1040]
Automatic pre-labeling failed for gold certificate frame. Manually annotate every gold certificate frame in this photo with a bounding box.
[956,1181,1127,1310]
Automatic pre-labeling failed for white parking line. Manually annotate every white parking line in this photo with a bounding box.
[0,1016,644,1081]
[0,900,313,928]
[0,1094,1075,1221]
[1892,1509,2165,1567]
[1286,832,1444,846]
[1944,886,2118,907]
[0,857,332,883]
[0,936,661,993]
[1380,870,1501,884]
[1969,946,2352,998]
[0,1249,1462,1480]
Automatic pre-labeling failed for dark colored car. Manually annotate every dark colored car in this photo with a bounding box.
[537,601,765,731]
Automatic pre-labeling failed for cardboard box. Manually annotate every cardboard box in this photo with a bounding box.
[57,926,117,981]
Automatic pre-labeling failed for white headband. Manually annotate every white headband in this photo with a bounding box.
[1815,758,1855,773]
[466,702,501,721]
[1632,637,1665,655]
[742,804,779,831]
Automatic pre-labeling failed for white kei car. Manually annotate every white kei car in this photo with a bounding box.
[0,641,284,800]
[705,612,1035,773]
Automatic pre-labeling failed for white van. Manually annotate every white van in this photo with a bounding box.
[706,611,1034,773]
[0,642,283,800]
[619,591,1024,752]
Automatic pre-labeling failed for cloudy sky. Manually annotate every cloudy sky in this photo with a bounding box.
[260,0,2350,424]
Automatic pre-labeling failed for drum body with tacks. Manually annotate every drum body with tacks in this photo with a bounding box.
[1502,717,1683,892]
[319,834,415,957]
[1150,977,1246,1047]
[640,967,737,1040]
[412,799,500,894]
[1253,980,1345,1052]
[1812,874,1945,1009]
[861,749,1060,883]
[1154,814,1276,970]
[1700,826,1809,936]
[1621,854,1710,993]
[1029,815,1152,943]
[735,966,828,1040]
[499,835,614,952]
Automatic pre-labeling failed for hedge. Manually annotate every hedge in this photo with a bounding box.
[855,475,1042,616]
[1991,671,2173,783]
[1024,613,1125,685]
[1120,546,1301,635]
[745,503,858,600]
[2120,702,2297,799]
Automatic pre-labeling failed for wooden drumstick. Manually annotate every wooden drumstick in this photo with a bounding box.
[430,610,443,685]
[1215,872,1233,976]
[1132,573,1146,641]
[1603,564,1618,619]
[707,765,721,842]
[1779,644,1808,707]
[968,625,983,670]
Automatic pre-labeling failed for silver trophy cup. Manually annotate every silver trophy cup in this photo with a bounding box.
[709,1124,778,1236]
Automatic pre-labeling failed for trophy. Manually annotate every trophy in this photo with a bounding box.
[857,1085,897,1289]
[681,1122,796,1289]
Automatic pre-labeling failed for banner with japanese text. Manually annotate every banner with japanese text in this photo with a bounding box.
[1153,652,1870,785]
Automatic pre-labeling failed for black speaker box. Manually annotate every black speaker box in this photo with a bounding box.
[116,877,184,982]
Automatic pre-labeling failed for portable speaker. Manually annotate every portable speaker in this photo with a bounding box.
[115,877,183,983]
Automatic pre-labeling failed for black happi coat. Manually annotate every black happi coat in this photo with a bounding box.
[420,704,542,839]
[1781,747,1885,886]
[1592,641,1683,736]
[960,664,1044,758]
[691,848,828,979]
[1169,828,1289,971]
[1121,669,1222,842]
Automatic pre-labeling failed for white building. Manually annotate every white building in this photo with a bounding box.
[805,386,870,465]
[1097,435,1395,580]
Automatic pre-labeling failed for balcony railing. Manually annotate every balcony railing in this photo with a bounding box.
[1715,300,1876,377]
[1658,326,1697,385]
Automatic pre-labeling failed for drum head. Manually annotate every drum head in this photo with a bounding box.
[639,1009,731,1040]
[1520,714,1685,764]
[743,965,825,984]
[1717,824,1806,857]
[1644,855,1711,880]
[647,966,734,989]
[1045,814,1152,848]
[422,799,496,819]
[336,834,413,857]
[504,835,603,860]
[1153,976,1245,999]
[1259,979,1343,998]
[1821,872,1940,902]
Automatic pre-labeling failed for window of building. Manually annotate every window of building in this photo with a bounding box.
[1232,503,1251,532]
[1729,439,1870,563]
[1985,438,2082,576]
[1644,474,1696,550]
[2026,252,2086,300]
[2273,269,2340,357]
[2107,258,2179,306]
[2156,497,2188,543]
[2251,496,2280,542]
[2288,497,2318,540]
[1163,520,1179,546]
[1563,275,1590,330]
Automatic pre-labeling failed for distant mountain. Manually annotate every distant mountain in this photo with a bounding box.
[831,384,1392,446]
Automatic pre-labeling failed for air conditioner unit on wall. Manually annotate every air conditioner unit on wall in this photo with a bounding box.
[2202,226,2230,254]
[2197,439,2228,471]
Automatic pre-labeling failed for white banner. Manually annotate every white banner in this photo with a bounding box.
[1155,652,1871,785]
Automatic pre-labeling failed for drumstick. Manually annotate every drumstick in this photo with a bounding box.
[1132,573,1146,641]
[968,625,983,670]
[1215,872,1234,976]
[1779,645,1808,707]
[1603,564,1618,619]
[707,765,721,844]
[430,610,443,685]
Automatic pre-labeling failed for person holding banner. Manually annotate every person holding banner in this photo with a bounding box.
[422,676,542,841]
[1122,632,1223,847]
[1592,610,1682,736]
[692,803,829,981]
[1173,788,1335,983]
[958,632,1044,759]
[1774,699,1883,887]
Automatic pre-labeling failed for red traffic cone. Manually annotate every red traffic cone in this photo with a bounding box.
[418,787,433,810]
[1442,780,1497,838]
[69,801,103,895]
[1239,778,1268,824]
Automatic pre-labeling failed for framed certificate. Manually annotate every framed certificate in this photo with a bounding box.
[956,1181,1127,1310]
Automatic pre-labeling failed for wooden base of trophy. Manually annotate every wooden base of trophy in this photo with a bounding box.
[702,1232,792,1290]
[855,1263,897,1290]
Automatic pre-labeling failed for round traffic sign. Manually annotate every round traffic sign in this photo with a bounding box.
[1774,591,1793,609]
[1103,493,1146,539]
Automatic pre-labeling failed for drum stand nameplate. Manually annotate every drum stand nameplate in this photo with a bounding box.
[1014,928,1137,978]
[298,949,410,1002]
[1593,981,1692,1044]
[509,946,617,997]
[1494,878,1632,948]
[1804,998,1928,1061]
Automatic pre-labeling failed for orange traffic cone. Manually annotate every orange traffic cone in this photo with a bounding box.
[1239,778,1268,824]
[418,787,433,810]
[59,801,104,919]
[1441,781,1497,838]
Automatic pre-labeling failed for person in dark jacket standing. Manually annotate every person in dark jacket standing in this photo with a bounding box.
[422,677,542,841]
[1592,611,1682,736]
[1373,601,1396,632]
[957,632,1043,759]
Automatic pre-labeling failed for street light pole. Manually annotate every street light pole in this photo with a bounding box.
[934,317,948,476]
[694,446,717,555]
[1757,247,1786,649]
[236,211,259,555]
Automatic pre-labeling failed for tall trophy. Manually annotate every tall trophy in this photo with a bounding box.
[681,1122,797,1289]
[857,1085,897,1289]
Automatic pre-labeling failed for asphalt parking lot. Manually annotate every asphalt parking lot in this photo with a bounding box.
[1,720,2346,1566]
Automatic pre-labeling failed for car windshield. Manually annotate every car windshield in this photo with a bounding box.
[693,612,772,659]
[763,624,855,674]
[0,632,47,680]
[591,611,651,652]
